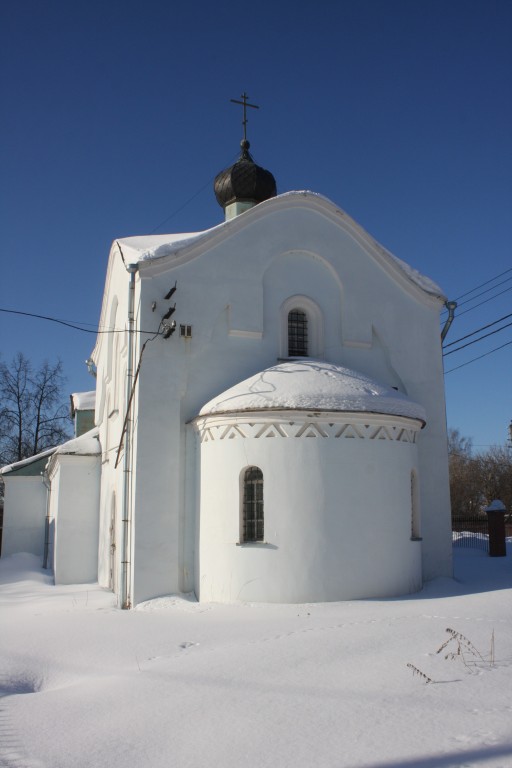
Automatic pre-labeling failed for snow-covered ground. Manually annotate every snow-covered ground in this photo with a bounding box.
[1,546,511,768]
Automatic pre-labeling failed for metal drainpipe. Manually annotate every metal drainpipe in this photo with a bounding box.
[120,263,138,609]
[441,300,457,342]
[42,470,51,569]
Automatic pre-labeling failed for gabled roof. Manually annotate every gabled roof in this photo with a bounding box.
[114,191,445,300]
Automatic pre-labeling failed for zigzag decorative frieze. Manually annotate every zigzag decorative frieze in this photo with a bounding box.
[198,420,418,443]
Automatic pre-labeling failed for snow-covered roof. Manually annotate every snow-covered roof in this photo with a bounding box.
[70,390,96,413]
[117,230,208,263]
[0,446,57,476]
[199,360,426,423]
[2,428,101,476]
[115,192,444,299]
[52,427,100,457]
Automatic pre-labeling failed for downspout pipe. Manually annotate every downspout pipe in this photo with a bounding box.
[42,469,51,570]
[441,300,457,343]
[120,263,138,609]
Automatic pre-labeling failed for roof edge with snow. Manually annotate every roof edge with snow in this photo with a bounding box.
[0,446,57,476]
[47,428,101,473]
[114,192,446,302]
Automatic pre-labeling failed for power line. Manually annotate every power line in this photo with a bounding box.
[443,321,512,356]
[455,275,512,309]
[441,267,512,313]
[444,339,512,374]
[0,307,158,336]
[147,179,214,235]
[443,312,512,349]
[147,152,239,235]
[455,266,512,301]
[453,285,512,319]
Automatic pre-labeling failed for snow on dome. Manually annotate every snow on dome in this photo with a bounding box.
[199,360,426,423]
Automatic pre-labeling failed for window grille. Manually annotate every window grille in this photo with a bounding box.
[288,309,308,356]
[242,466,264,542]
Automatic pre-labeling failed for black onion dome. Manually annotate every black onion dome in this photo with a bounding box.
[214,139,277,209]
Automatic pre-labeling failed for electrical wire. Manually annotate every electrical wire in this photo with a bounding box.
[444,339,512,374]
[147,152,239,235]
[451,285,512,320]
[0,307,159,336]
[454,275,512,310]
[443,321,512,356]
[443,312,512,349]
[114,328,163,468]
[441,267,512,314]
[453,266,512,302]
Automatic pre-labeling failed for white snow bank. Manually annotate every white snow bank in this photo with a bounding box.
[0,552,52,586]
[0,546,511,768]
[199,359,426,422]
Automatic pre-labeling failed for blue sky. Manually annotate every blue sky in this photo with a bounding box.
[2,0,511,451]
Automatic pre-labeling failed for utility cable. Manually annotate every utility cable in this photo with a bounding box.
[443,312,512,349]
[444,340,512,374]
[451,285,512,320]
[453,266,512,302]
[114,329,162,468]
[0,307,158,336]
[453,275,512,310]
[441,267,512,314]
[443,321,512,356]
[147,152,239,234]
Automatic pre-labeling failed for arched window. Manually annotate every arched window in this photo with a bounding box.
[288,309,308,357]
[280,295,323,359]
[242,467,264,542]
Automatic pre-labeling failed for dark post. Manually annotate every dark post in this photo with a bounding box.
[485,500,507,557]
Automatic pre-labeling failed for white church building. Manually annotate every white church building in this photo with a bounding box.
[1,135,453,607]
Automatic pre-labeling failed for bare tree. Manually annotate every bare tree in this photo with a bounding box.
[476,446,512,512]
[447,428,480,518]
[448,427,512,517]
[447,428,473,459]
[0,353,72,466]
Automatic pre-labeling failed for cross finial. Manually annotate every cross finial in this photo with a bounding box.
[230,92,259,142]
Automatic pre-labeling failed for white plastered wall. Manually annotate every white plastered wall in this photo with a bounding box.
[48,454,100,584]
[195,411,423,603]
[1,476,47,558]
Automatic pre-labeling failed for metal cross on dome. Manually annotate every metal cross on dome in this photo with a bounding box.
[230,92,259,141]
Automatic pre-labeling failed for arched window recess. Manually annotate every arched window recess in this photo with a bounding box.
[241,466,264,543]
[280,295,323,359]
